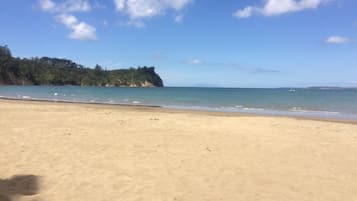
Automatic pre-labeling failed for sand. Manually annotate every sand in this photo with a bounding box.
[1,99,357,201]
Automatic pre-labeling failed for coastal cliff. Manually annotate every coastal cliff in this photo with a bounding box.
[0,45,163,87]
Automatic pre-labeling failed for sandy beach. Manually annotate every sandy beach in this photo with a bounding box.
[1,99,357,201]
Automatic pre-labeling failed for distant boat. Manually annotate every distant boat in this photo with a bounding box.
[288,89,296,92]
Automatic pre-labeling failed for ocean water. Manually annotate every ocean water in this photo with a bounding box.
[1,86,357,120]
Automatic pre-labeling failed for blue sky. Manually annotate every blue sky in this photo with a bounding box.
[1,0,357,87]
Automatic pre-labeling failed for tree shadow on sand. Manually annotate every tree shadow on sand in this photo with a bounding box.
[0,175,40,201]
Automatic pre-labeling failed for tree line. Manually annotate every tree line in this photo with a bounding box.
[0,45,163,87]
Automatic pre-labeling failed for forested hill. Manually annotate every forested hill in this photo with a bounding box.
[0,45,163,87]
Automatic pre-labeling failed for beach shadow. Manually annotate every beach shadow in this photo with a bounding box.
[0,175,40,201]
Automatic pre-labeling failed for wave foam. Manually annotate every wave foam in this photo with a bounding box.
[289,107,339,114]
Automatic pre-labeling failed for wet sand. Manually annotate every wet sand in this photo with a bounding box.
[1,99,357,201]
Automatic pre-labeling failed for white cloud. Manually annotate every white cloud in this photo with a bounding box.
[39,0,96,40]
[234,0,327,19]
[69,22,97,40]
[39,0,91,13]
[233,6,253,18]
[174,15,184,23]
[58,13,78,26]
[40,0,56,11]
[326,36,352,44]
[127,20,145,28]
[187,59,202,65]
[114,0,192,24]
[182,59,279,74]
[114,0,126,11]
[58,14,97,40]
[63,0,91,12]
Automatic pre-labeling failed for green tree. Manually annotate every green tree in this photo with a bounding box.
[0,45,164,87]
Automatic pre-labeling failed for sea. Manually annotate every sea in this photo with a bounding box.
[1,86,357,120]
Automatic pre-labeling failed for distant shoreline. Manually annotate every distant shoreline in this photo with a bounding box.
[1,97,356,125]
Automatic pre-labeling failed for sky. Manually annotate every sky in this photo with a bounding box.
[1,0,357,88]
